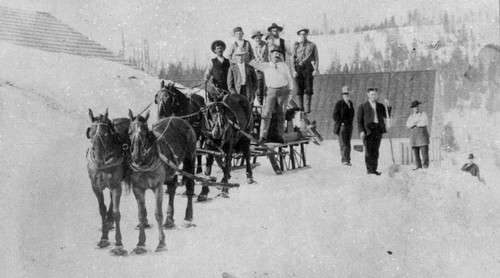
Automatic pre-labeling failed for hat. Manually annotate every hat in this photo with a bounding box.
[297,28,310,35]
[270,47,284,55]
[267,23,283,32]
[468,153,475,159]
[341,86,350,94]
[251,31,264,39]
[410,100,422,108]
[211,40,226,53]
[234,48,247,55]
[233,26,243,34]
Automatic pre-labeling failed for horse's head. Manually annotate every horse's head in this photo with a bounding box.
[128,109,155,163]
[155,80,186,118]
[87,108,116,166]
[207,102,231,143]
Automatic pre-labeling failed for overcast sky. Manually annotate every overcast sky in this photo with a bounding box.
[0,0,496,64]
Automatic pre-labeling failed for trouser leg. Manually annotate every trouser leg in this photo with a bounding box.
[259,87,277,139]
[421,145,429,168]
[412,147,422,168]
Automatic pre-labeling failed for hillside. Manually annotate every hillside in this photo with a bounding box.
[1,41,500,277]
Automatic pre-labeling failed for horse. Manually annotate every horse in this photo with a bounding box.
[200,93,255,200]
[86,108,130,256]
[130,110,198,231]
[464,44,500,112]
[155,80,206,174]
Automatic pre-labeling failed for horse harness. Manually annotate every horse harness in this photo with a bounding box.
[86,121,125,170]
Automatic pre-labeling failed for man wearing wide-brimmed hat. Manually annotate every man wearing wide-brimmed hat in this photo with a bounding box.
[267,23,288,61]
[251,30,268,105]
[205,40,230,101]
[333,86,355,166]
[292,27,319,113]
[227,26,255,64]
[406,100,430,170]
[227,48,257,103]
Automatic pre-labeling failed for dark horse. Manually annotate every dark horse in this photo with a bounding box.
[200,93,255,200]
[128,111,197,253]
[155,80,206,173]
[86,108,130,256]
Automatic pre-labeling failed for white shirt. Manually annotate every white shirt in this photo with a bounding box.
[249,60,294,90]
[237,62,246,85]
[406,111,428,128]
[369,101,378,123]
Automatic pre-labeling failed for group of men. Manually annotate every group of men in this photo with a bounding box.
[205,23,319,144]
[333,87,393,175]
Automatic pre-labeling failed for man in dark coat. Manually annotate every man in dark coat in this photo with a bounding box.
[205,40,230,101]
[333,86,355,166]
[227,49,257,104]
[357,88,391,175]
[461,153,483,182]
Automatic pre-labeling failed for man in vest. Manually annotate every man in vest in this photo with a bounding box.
[292,28,319,113]
[267,23,288,62]
[227,26,255,64]
[205,40,230,101]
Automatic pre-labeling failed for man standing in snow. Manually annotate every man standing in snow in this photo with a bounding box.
[357,88,391,175]
[406,100,430,170]
[333,86,355,166]
[461,153,483,182]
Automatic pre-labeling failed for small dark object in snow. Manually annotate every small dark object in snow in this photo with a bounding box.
[129,76,137,79]
[387,251,393,255]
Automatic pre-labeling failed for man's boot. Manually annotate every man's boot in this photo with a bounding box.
[305,95,312,113]
[297,94,304,111]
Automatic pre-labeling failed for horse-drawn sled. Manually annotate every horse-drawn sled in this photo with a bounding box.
[155,80,322,177]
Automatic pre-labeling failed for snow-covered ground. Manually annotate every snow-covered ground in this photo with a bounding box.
[1,42,500,277]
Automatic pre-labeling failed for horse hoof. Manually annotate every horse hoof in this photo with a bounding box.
[163,221,176,229]
[97,239,111,249]
[110,246,128,256]
[155,244,167,252]
[204,168,211,176]
[135,223,152,230]
[132,246,148,255]
[182,221,197,228]
[216,192,229,199]
[197,194,208,202]
[247,178,255,184]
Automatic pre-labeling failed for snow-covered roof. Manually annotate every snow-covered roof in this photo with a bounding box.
[0,5,127,64]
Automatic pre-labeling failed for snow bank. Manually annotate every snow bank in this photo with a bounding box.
[2,41,500,277]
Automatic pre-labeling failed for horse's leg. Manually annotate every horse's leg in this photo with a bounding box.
[215,148,231,198]
[196,137,204,174]
[105,191,114,230]
[132,186,148,254]
[93,185,111,248]
[109,186,127,256]
[163,177,177,229]
[244,141,255,184]
[154,182,167,252]
[198,152,212,202]
[183,157,195,226]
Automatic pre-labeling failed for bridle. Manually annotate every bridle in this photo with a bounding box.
[129,120,162,172]
[87,120,123,170]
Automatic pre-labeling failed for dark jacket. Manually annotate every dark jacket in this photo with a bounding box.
[227,63,257,102]
[357,101,391,136]
[211,57,230,90]
[332,99,355,135]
